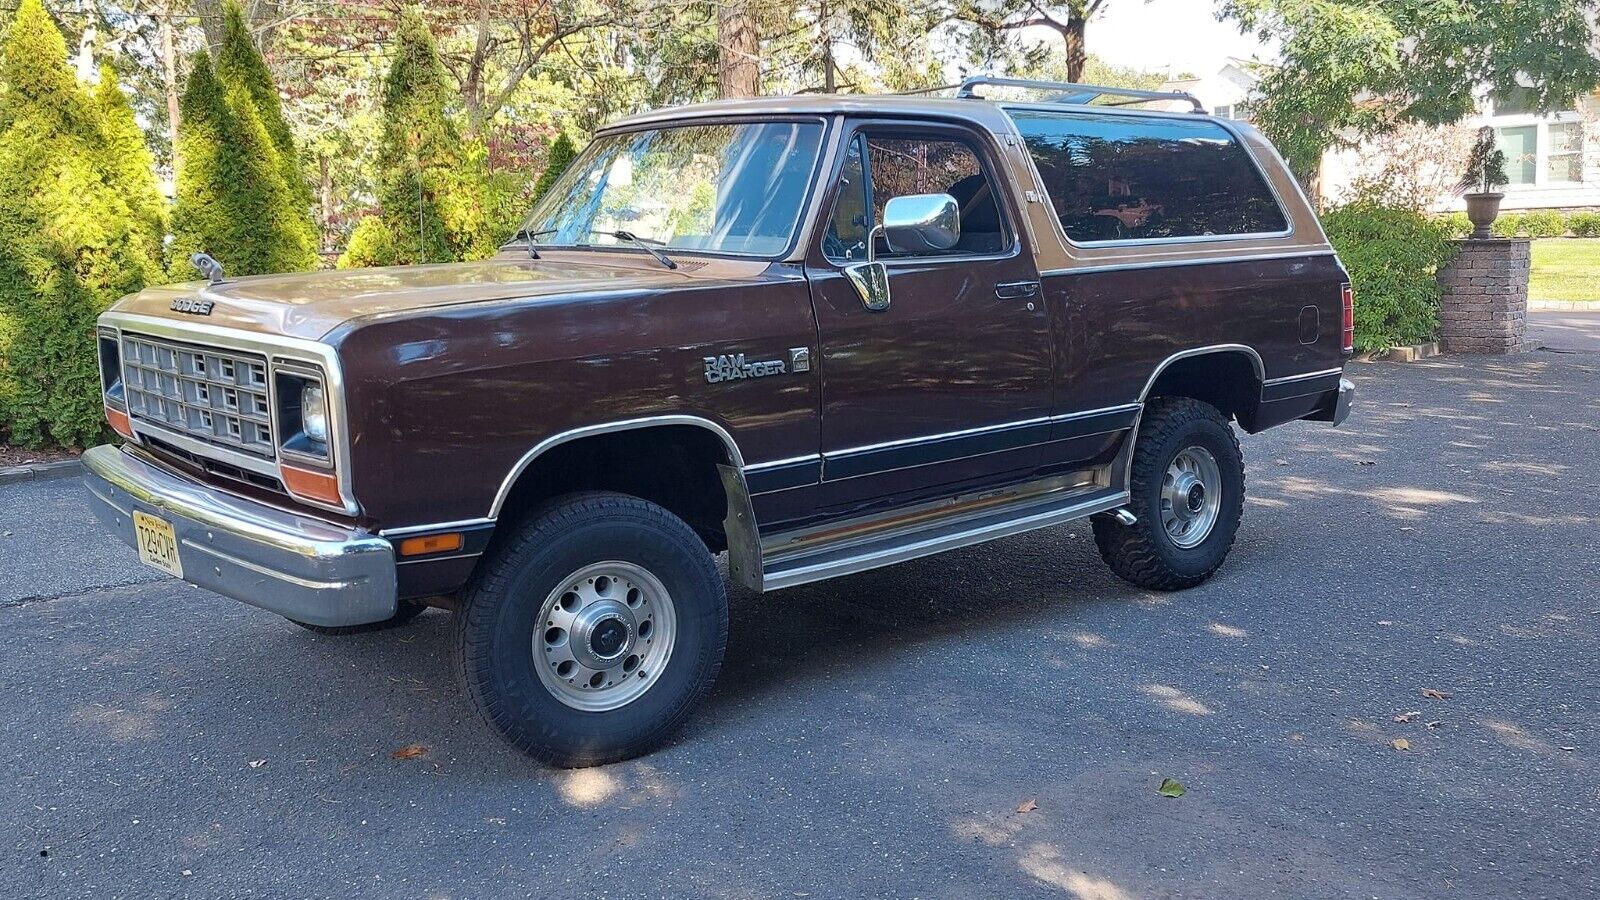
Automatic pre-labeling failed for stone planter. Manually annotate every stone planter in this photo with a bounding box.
[1463,192,1505,239]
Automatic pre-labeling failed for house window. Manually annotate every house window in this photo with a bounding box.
[1548,122,1584,183]
[1495,125,1538,186]
[1213,105,1234,119]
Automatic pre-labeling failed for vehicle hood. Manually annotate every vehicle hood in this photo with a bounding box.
[108,253,764,342]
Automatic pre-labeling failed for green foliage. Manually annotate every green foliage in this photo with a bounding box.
[369,8,497,266]
[1566,211,1600,238]
[1322,197,1457,351]
[1227,0,1600,184]
[93,64,167,270]
[336,215,397,269]
[1521,210,1567,239]
[215,0,315,219]
[1492,212,1526,239]
[0,0,163,448]
[170,50,318,280]
[1435,212,1472,240]
[531,132,578,203]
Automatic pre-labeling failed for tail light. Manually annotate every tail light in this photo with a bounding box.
[1340,283,1354,353]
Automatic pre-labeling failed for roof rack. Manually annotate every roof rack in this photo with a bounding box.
[953,76,1205,114]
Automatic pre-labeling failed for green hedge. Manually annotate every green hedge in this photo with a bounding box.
[1568,211,1600,238]
[1323,200,1457,352]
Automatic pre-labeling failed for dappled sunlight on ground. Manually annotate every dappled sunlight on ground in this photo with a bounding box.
[1143,684,1213,716]
[1019,843,1136,900]
[1208,622,1247,639]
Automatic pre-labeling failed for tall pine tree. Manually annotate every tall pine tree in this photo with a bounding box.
[342,7,494,268]
[170,49,317,279]
[93,63,167,272]
[0,0,163,447]
[215,0,315,220]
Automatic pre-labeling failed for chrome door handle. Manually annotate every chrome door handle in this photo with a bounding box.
[995,280,1040,300]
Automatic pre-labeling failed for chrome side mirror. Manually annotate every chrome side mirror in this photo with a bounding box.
[882,193,960,255]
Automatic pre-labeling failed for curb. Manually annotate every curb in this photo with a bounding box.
[1355,342,1441,363]
[0,458,83,486]
[1530,300,1600,310]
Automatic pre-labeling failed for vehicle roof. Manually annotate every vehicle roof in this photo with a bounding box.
[602,93,1229,134]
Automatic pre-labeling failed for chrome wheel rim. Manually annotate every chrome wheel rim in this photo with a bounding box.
[533,562,676,712]
[1160,446,1222,549]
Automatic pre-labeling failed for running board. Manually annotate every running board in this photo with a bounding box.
[758,482,1128,592]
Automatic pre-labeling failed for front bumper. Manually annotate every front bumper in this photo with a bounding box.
[82,445,397,627]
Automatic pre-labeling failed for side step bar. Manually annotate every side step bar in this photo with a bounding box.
[759,482,1128,592]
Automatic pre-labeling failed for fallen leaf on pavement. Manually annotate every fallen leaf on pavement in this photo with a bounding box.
[1157,778,1186,798]
[247,759,266,769]
[391,744,428,760]
[1392,739,1410,751]
[1016,799,1037,814]
[1393,711,1420,723]
[1561,746,1576,752]
[1426,721,1444,729]
[1421,689,1453,700]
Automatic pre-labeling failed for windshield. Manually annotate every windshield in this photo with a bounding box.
[517,121,825,258]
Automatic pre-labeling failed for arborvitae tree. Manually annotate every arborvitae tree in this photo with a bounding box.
[215,0,316,220]
[0,0,161,447]
[93,63,167,270]
[170,50,318,279]
[531,132,578,203]
[368,7,495,265]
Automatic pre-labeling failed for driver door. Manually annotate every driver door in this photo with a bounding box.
[805,121,1053,512]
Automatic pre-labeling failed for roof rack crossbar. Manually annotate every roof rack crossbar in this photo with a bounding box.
[954,76,1205,113]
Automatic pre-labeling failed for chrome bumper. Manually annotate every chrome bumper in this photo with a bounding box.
[81,445,397,627]
[1331,377,1355,426]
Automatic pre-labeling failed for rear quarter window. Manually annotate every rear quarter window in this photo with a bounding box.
[1007,109,1289,244]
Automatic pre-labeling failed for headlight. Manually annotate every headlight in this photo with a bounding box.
[300,383,328,443]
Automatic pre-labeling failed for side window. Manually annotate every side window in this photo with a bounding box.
[823,130,1007,261]
[1009,110,1289,243]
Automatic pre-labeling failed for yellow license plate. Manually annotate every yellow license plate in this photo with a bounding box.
[132,511,184,578]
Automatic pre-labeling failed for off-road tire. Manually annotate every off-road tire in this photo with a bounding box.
[287,600,428,635]
[1093,397,1245,591]
[453,491,727,767]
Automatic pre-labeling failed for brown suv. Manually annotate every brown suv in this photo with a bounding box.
[85,78,1353,767]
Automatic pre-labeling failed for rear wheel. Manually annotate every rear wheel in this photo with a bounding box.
[454,492,727,767]
[1093,397,1244,591]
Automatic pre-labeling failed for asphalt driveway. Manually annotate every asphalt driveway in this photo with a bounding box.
[3,316,1597,899]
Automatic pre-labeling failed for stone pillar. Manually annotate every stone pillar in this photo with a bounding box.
[1436,239,1529,354]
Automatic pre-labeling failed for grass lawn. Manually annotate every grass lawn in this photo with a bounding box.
[1530,238,1600,302]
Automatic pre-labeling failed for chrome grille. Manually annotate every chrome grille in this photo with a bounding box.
[121,334,274,458]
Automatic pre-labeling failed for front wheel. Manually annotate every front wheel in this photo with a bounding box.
[454,492,728,767]
[1093,397,1245,591]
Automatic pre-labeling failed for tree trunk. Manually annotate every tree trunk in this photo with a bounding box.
[161,1,180,177]
[319,155,335,252]
[1063,17,1086,82]
[717,1,759,98]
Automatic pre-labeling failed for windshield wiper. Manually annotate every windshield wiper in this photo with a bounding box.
[590,230,678,270]
[507,227,558,259]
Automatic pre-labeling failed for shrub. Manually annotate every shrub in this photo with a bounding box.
[1567,210,1600,238]
[1436,211,1472,240]
[531,132,578,204]
[369,8,497,265]
[0,0,164,448]
[215,0,315,219]
[336,216,397,269]
[1491,212,1526,238]
[1521,209,1567,238]
[170,50,318,280]
[1322,198,1457,352]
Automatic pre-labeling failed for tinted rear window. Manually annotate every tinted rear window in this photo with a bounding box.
[1007,110,1289,244]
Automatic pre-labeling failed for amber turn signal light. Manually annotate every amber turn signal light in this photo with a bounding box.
[105,405,135,440]
[280,463,343,507]
[398,533,464,557]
